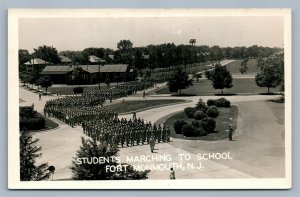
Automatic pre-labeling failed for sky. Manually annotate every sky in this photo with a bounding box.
[19,16,284,53]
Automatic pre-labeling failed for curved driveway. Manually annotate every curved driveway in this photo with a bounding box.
[19,87,284,180]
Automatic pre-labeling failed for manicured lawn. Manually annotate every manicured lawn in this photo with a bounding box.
[106,99,186,114]
[156,78,279,96]
[224,59,258,75]
[164,105,238,141]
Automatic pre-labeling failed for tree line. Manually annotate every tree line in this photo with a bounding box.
[19,40,282,71]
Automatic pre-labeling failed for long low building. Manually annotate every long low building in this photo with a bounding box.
[41,64,137,84]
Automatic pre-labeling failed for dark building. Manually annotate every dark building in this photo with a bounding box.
[41,64,137,84]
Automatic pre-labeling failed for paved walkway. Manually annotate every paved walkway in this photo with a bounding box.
[19,86,283,180]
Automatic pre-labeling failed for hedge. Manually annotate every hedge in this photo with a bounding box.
[73,87,84,94]
[173,120,188,134]
[20,117,46,131]
[182,124,199,137]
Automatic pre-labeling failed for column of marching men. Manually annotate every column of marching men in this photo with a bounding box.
[82,117,171,147]
[83,81,155,102]
[42,80,172,148]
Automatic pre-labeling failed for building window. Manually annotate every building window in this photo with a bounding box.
[82,74,88,80]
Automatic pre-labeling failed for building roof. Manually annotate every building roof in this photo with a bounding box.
[80,64,129,73]
[41,64,130,75]
[88,55,105,63]
[24,58,50,65]
[108,54,114,60]
[59,55,72,63]
[41,65,73,75]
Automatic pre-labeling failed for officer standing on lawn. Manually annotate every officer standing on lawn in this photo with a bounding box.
[228,124,233,141]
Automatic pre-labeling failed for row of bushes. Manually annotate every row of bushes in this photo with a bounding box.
[184,105,219,120]
[73,87,84,94]
[174,118,216,137]
[207,98,230,108]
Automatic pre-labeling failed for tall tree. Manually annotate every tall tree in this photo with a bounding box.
[19,49,31,65]
[117,40,133,51]
[255,53,284,93]
[33,45,60,64]
[189,38,196,46]
[38,75,52,94]
[168,67,193,95]
[71,138,150,180]
[20,131,50,181]
[209,63,233,94]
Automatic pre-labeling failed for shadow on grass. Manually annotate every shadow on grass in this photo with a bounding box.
[259,92,281,95]
[214,93,237,96]
[171,94,197,97]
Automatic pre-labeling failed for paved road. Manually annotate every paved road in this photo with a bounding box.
[19,87,284,180]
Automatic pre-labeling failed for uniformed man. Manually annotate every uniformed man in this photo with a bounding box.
[228,124,233,141]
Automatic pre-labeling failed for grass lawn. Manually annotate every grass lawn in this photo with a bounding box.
[106,99,186,114]
[225,59,258,75]
[164,105,238,141]
[156,78,279,96]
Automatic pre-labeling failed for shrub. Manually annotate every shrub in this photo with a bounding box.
[205,70,212,80]
[20,106,36,118]
[206,105,219,118]
[20,116,46,130]
[191,119,200,128]
[173,120,188,134]
[200,118,216,133]
[196,99,208,112]
[193,110,207,120]
[184,107,197,118]
[207,99,216,106]
[73,87,84,94]
[215,98,230,108]
[198,126,207,136]
[182,124,199,137]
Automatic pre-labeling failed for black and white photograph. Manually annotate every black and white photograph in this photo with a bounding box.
[8,9,291,189]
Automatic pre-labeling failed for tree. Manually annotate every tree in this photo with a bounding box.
[255,54,284,93]
[71,138,150,180]
[167,67,193,95]
[19,49,31,66]
[209,63,233,94]
[117,40,133,51]
[33,45,60,64]
[20,131,50,181]
[38,75,52,94]
[239,58,249,75]
[189,39,196,46]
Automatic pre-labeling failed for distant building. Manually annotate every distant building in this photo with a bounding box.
[24,58,51,73]
[88,55,105,65]
[59,55,72,65]
[41,64,137,84]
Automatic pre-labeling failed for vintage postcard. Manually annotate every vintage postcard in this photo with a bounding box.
[8,9,291,189]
